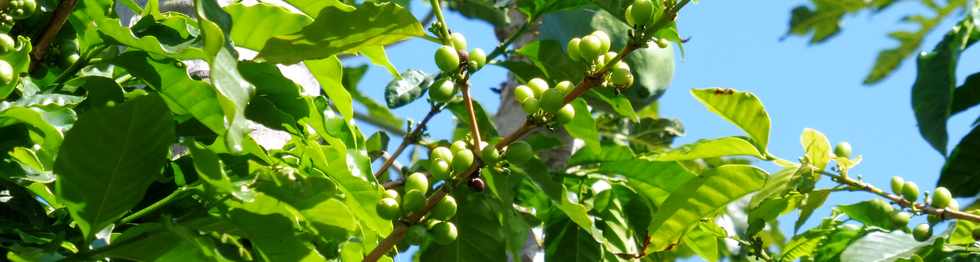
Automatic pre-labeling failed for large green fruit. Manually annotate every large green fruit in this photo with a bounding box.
[452,148,474,172]
[435,45,460,72]
[932,187,952,208]
[432,146,454,163]
[376,198,401,220]
[912,223,932,242]
[902,181,919,202]
[891,176,904,195]
[0,60,13,84]
[610,62,632,86]
[627,0,654,26]
[405,172,429,194]
[430,195,457,220]
[578,35,603,61]
[481,145,500,164]
[557,104,575,124]
[567,37,582,61]
[505,141,533,164]
[430,221,458,245]
[520,97,539,114]
[0,34,14,53]
[429,80,456,103]
[430,160,451,181]
[528,78,549,98]
[540,88,567,113]
[892,212,911,227]
[555,80,573,94]
[402,189,426,213]
[515,84,535,103]
[450,32,467,51]
[834,142,852,158]
[470,48,486,68]
[451,140,469,154]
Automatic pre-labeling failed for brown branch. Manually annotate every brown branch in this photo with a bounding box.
[819,171,980,222]
[30,0,79,72]
[373,106,441,179]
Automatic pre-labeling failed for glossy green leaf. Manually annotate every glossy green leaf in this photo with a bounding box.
[647,136,764,161]
[837,200,894,229]
[224,3,312,51]
[683,222,723,262]
[599,160,696,204]
[647,165,768,251]
[284,0,354,16]
[840,230,931,262]
[224,193,327,261]
[795,189,831,233]
[95,17,206,60]
[420,190,507,261]
[544,216,604,262]
[515,40,583,83]
[258,2,424,64]
[691,88,771,152]
[779,230,826,262]
[513,158,601,240]
[939,125,980,197]
[384,69,431,108]
[863,0,966,84]
[186,141,234,194]
[305,57,354,120]
[55,94,175,241]
[0,107,70,165]
[951,72,980,115]
[801,128,832,171]
[785,0,893,44]
[911,16,978,156]
[359,45,400,78]
[563,98,600,153]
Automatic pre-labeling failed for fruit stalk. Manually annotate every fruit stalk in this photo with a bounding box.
[29,0,79,72]
[373,106,441,179]
[820,170,980,222]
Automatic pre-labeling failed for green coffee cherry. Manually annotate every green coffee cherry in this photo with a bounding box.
[406,224,429,244]
[430,80,456,103]
[540,88,567,113]
[481,145,500,164]
[592,31,611,55]
[470,48,486,68]
[515,85,535,104]
[927,214,941,225]
[656,38,669,48]
[432,146,454,163]
[430,221,458,244]
[913,223,932,242]
[384,189,400,202]
[891,176,904,195]
[405,172,429,194]
[834,142,852,158]
[0,60,13,84]
[402,189,426,213]
[505,141,533,164]
[435,45,460,72]
[520,97,539,113]
[0,34,14,53]
[932,187,952,209]
[557,104,576,124]
[431,160,451,180]
[902,181,920,202]
[872,199,893,214]
[528,78,549,98]
[602,51,618,66]
[610,62,632,86]
[376,198,401,220]
[430,195,457,220]
[450,32,467,51]
[578,35,603,62]
[948,199,960,211]
[567,38,582,61]
[555,81,573,94]
[9,0,37,20]
[451,140,469,154]
[627,0,654,26]
[452,148,475,172]
[892,212,911,227]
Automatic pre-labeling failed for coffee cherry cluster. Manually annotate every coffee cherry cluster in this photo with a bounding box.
[887,176,962,242]
[514,78,575,124]
[0,0,35,31]
[625,0,655,28]
[567,30,635,89]
[433,32,486,74]
[376,171,460,245]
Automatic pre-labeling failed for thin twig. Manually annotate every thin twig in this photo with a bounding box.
[372,106,441,179]
[819,171,980,222]
[30,0,79,72]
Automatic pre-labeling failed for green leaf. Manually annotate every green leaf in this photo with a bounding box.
[586,89,636,119]
[801,128,832,171]
[258,2,424,64]
[196,0,255,152]
[186,141,235,194]
[0,36,31,99]
[447,99,499,139]
[683,222,723,262]
[568,143,634,166]
[544,216,604,262]
[939,125,980,197]
[95,17,206,60]
[239,61,310,130]
[785,0,893,44]
[837,200,894,229]
[384,69,431,108]
[795,189,831,233]
[113,52,225,136]
[647,136,764,161]
[862,0,966,84]
[749,167,799,209]
[512,158,601,240]
[599,160,696,204]
[779,230,826,262]
[563,98,600,153]
[224,193,327,261]
[515,40,583,83]
[493,60,543,84]
[647,165,768,251]
[358,45,400,78]
[951,72,980,115]
[911,16,979,156]
[224,3,312,51]
[103,222,224,261]
[691,88,772,152]
[445,0,510,27]
[419,190,507,261]
[305,57,354,120]
[0,106,71,165]
[284,0,354,16]
[840,230,931,262]
[54,94,175,241]
[747,196,797,237]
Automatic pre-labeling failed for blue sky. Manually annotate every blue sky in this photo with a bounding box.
[349,0,980,259]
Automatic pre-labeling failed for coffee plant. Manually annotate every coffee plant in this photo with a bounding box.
[1,0,979,261]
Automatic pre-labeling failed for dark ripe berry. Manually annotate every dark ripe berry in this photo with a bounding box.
[405,172,429,194]
[912,223,932,242]
[834,141,852,158]
[430,195,457,220]
[435,45,460,72]
[468,177,486,192]
[430,221,458,244]
[931,187,952,209]
[891,176,904,195]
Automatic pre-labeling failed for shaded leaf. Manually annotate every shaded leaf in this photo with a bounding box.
[939,125,980,197]
[840,230,931,262]
[563,98,599,153]
[384,69,431,108]
[951,72,980,115]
